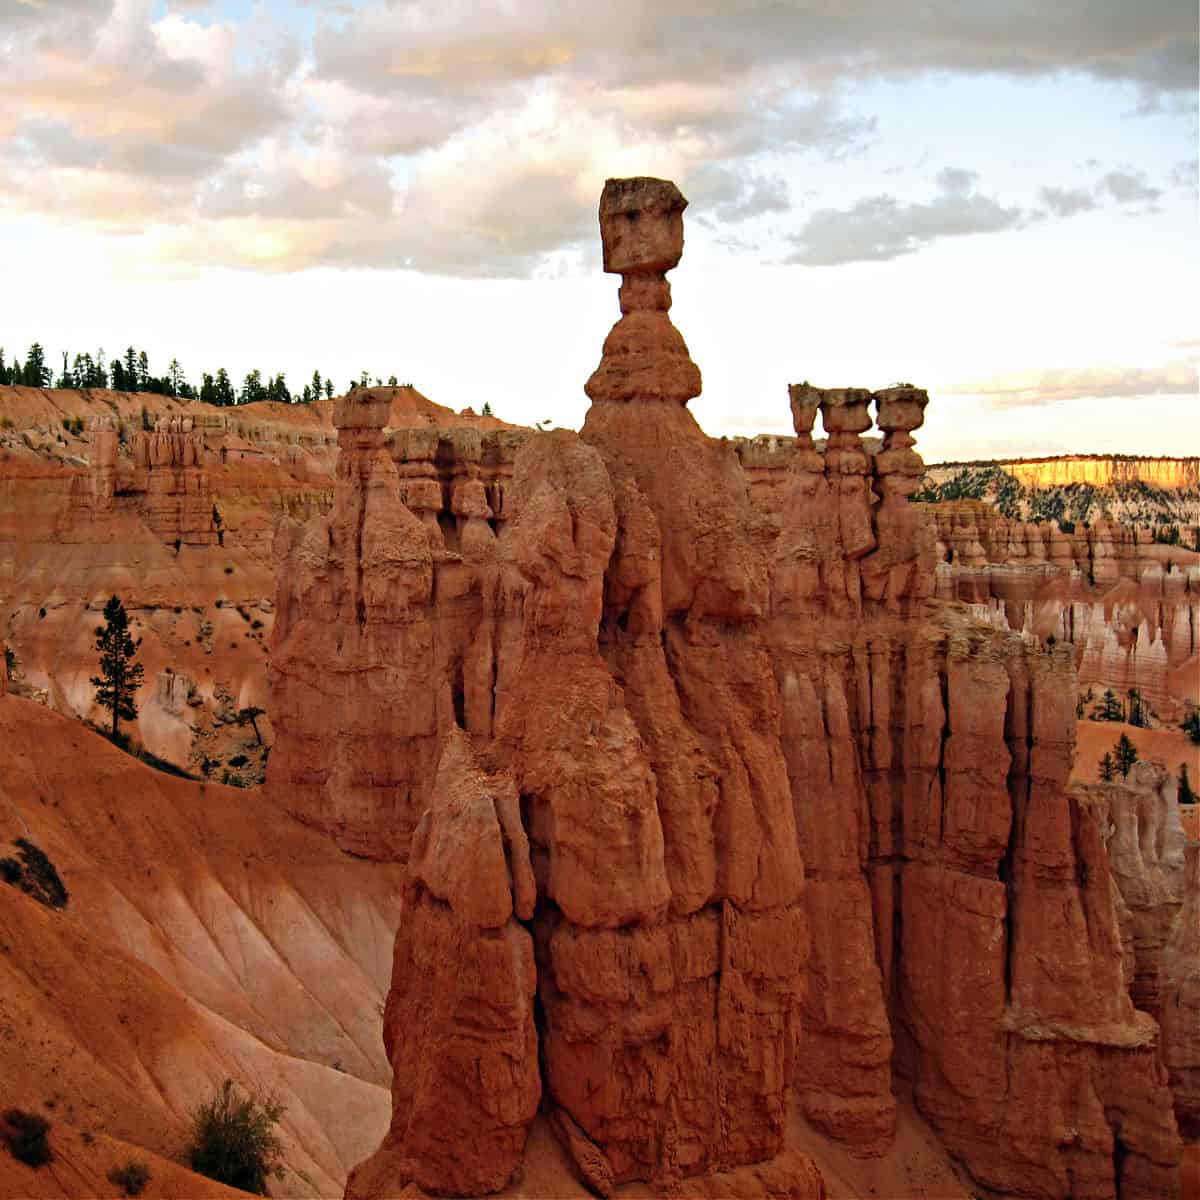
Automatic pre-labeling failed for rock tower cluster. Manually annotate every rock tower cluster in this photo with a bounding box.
[74,413,217,546]
[267,179,1186,1199]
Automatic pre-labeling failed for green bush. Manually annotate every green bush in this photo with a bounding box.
[187,1079,285,1195]
[1,1109,52,1168]
[0,839,69,909]
[107,1159,151,1196]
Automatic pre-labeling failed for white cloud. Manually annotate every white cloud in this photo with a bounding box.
[785,169,1026,266]
[0,0,1193,278]
[1039,186,1098,217]
[1097,169,1162,206]
[941,362,1198,408]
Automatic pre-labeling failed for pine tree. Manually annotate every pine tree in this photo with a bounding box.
[1098,752,1117,782]
[240,369,265,405]
[1179,763,1196,805]
[1127,688,1145,728]
[124,347,138,388]
[168,358,185,397]
[214,368,235,407]
[1094,688,1123,722]
[137,350,150,390]
[1181,710,1200,745]
[323,379,334,400]
[310,370,322,401]
[1114,733,1138,778]
[90,595,145,740]
[265,373,290,404]
[23,343,50,387]
[111,359,127,391]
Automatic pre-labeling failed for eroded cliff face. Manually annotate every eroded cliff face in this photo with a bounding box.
[0,382,507,778]
[1003,457,1200,492]
[925,502,1200,718]
[1161,840,1200,1138]
[270,178,1184,1199]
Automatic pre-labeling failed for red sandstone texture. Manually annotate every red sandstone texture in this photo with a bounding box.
[929,501,1198,718]
[1161,839,1200,1139]
[0,695,407,1199]
[265,179,1191,1199]
[0,382,507,775]
[737,446,1199,720]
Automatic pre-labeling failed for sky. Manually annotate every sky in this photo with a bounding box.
[0,0,1196,461]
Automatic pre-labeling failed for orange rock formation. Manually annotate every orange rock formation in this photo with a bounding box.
[268,179,1189,1199]
[0,382,510,776]
[1001,456,1198,491]
[1162,838,1200,1139]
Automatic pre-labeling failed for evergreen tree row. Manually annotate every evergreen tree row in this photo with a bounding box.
[0,342,409,407]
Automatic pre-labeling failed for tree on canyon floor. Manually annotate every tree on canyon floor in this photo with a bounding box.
[1114,733,1139,778]
[187,1079,285,1195]
[1092,688,1124,722]
[1098,751,1117,782]
[91,595,145,740]
[1182,709,1200,745]
[1179,763,1196,805]
[235,705,266,745]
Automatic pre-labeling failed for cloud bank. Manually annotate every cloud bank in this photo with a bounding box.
[941,362,1198,408]
[0,0,1194,276]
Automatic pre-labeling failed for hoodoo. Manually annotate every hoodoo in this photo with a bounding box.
[267,178,1189,1199]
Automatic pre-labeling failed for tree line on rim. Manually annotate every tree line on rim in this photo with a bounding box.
[0,343,413,407]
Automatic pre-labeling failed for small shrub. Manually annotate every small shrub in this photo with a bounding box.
[107,1159,151,1197]
[187,1079,285,1195]
[0,839,68,909]
[1180,763,1197,806]
[1,1109,52,1168]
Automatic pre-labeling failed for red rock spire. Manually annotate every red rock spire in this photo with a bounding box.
[584,177,701,406]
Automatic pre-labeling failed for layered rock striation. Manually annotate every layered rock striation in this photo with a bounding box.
[926,502,1200,718]
[1160,838,1200,1138]
[268,179,1184,1199]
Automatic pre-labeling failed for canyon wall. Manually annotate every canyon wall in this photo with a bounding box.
[0,383,508,776]
[266,178,1185,1200]
[999,457,1199,492]
[927,502,1200,717]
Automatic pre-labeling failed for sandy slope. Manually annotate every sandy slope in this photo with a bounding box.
[0,696,405,1198]
[1073,718,1200,785]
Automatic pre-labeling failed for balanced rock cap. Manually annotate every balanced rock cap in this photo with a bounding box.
[598,177,687,275]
